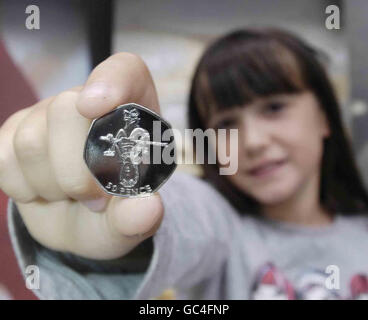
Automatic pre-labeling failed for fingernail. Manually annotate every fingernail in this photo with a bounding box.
[82,197,108,212]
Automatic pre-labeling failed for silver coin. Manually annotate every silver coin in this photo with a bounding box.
[84,103,177,197]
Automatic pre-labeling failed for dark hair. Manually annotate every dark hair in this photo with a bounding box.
[188,28,368,215]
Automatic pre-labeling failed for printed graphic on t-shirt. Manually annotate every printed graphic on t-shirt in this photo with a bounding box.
[251,262,368,300]
[350,274,368,300]
[251,263,295,300]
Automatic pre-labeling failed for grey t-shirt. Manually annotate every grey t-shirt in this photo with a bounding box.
[7,171,368,300]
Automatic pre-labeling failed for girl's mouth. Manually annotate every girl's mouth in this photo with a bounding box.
[247,159,287,178]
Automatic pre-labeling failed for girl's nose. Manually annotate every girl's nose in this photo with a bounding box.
[241,116,270,157]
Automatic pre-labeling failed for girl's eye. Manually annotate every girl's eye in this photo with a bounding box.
[262,101,286,115]
[215,118,237,129]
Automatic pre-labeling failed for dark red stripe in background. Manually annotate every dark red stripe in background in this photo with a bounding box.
[0,38,38,299]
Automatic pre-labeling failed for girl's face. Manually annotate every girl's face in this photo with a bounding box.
[208,91,330,205]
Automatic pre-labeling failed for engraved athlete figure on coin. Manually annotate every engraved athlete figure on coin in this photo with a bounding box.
[99,107,167,189]
[84,103,177,197]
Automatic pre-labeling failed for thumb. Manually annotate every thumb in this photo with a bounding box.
[68,193,164,259]
[106,193,164,238]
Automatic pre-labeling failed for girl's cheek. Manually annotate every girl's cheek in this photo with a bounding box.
[286,128,324,177]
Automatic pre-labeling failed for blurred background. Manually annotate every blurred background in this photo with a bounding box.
[0,0,367,299]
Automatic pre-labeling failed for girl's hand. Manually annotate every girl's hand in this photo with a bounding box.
[0,53,164,260]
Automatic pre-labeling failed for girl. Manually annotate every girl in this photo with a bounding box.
[3,28,368,300]
[185,28,368,299]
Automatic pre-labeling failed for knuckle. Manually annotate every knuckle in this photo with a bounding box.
[47,91,79,120]
[13,125,45,161]
[0,150,11,178]
[52,90,78,107]
[59,175,92,198]
[0,108,29,133]
[67,85,83,93]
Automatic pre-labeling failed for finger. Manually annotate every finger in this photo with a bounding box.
[77,52,160,119]
[15,192,163,259]
[0,107,38,203]
[47,89,111,209]
[67,193,164,259]
[13,97,67,202]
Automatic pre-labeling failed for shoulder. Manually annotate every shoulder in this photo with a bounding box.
[338,213,368,230]
[163,170,221,196]
[160,170,242,220]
